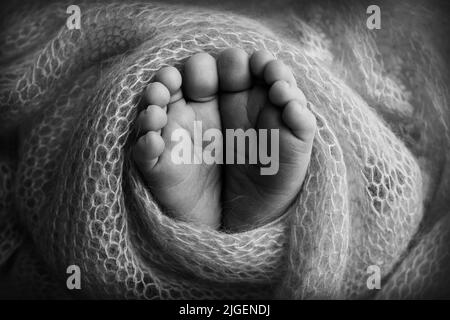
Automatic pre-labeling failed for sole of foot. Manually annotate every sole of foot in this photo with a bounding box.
[217,48,316,232]
[132,53,223,229]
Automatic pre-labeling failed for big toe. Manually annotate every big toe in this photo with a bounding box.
[183,52,218,102]
[217,48,252,92]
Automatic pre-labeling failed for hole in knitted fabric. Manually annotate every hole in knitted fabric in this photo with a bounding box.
[330,144,340,159]
[409,126,421,142]
[367,154,376,166]
[373,166,382,184]
[362,166,372,181]
[320,128,334,145]
[383,176,391,190]
[396,169,406,185]
[378,184,387,199]
[373,199,382,213]
[82,148,91,161]
[95,145,108,162]
[368,184,377,198]
[106,243,120,258]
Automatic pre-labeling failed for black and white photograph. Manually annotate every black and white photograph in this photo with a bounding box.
[0,0,449,305]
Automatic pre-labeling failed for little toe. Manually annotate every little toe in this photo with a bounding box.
[268,80,306,107]
[144,82,171,106]
[282,100,317,143]
[183,52,218,102]
[136,105,167,134]
[133,131,165,172]
[217,48,252,92]
[264,60,296,87]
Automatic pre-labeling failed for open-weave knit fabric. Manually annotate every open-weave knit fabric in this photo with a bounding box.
[0,0,449,299]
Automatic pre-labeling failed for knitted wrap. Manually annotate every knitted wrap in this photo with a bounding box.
[0,0,449,299]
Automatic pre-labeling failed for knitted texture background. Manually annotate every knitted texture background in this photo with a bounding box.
[0,0,449,299]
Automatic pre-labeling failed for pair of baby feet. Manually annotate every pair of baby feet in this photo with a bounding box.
[132,48,316,231]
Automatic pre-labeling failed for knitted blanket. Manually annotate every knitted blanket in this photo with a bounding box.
[0,0,449,299]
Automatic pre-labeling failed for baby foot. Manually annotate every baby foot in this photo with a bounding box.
[218,48,316,231]
[132,53,222,229]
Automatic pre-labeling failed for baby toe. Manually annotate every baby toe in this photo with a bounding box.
[250,50,275,79]
[144,82,171,106]
[136,105,167,134]
[269,80,306,107]
[133,131,165,171]
[282,100,317,143]
[264,60,296,87]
